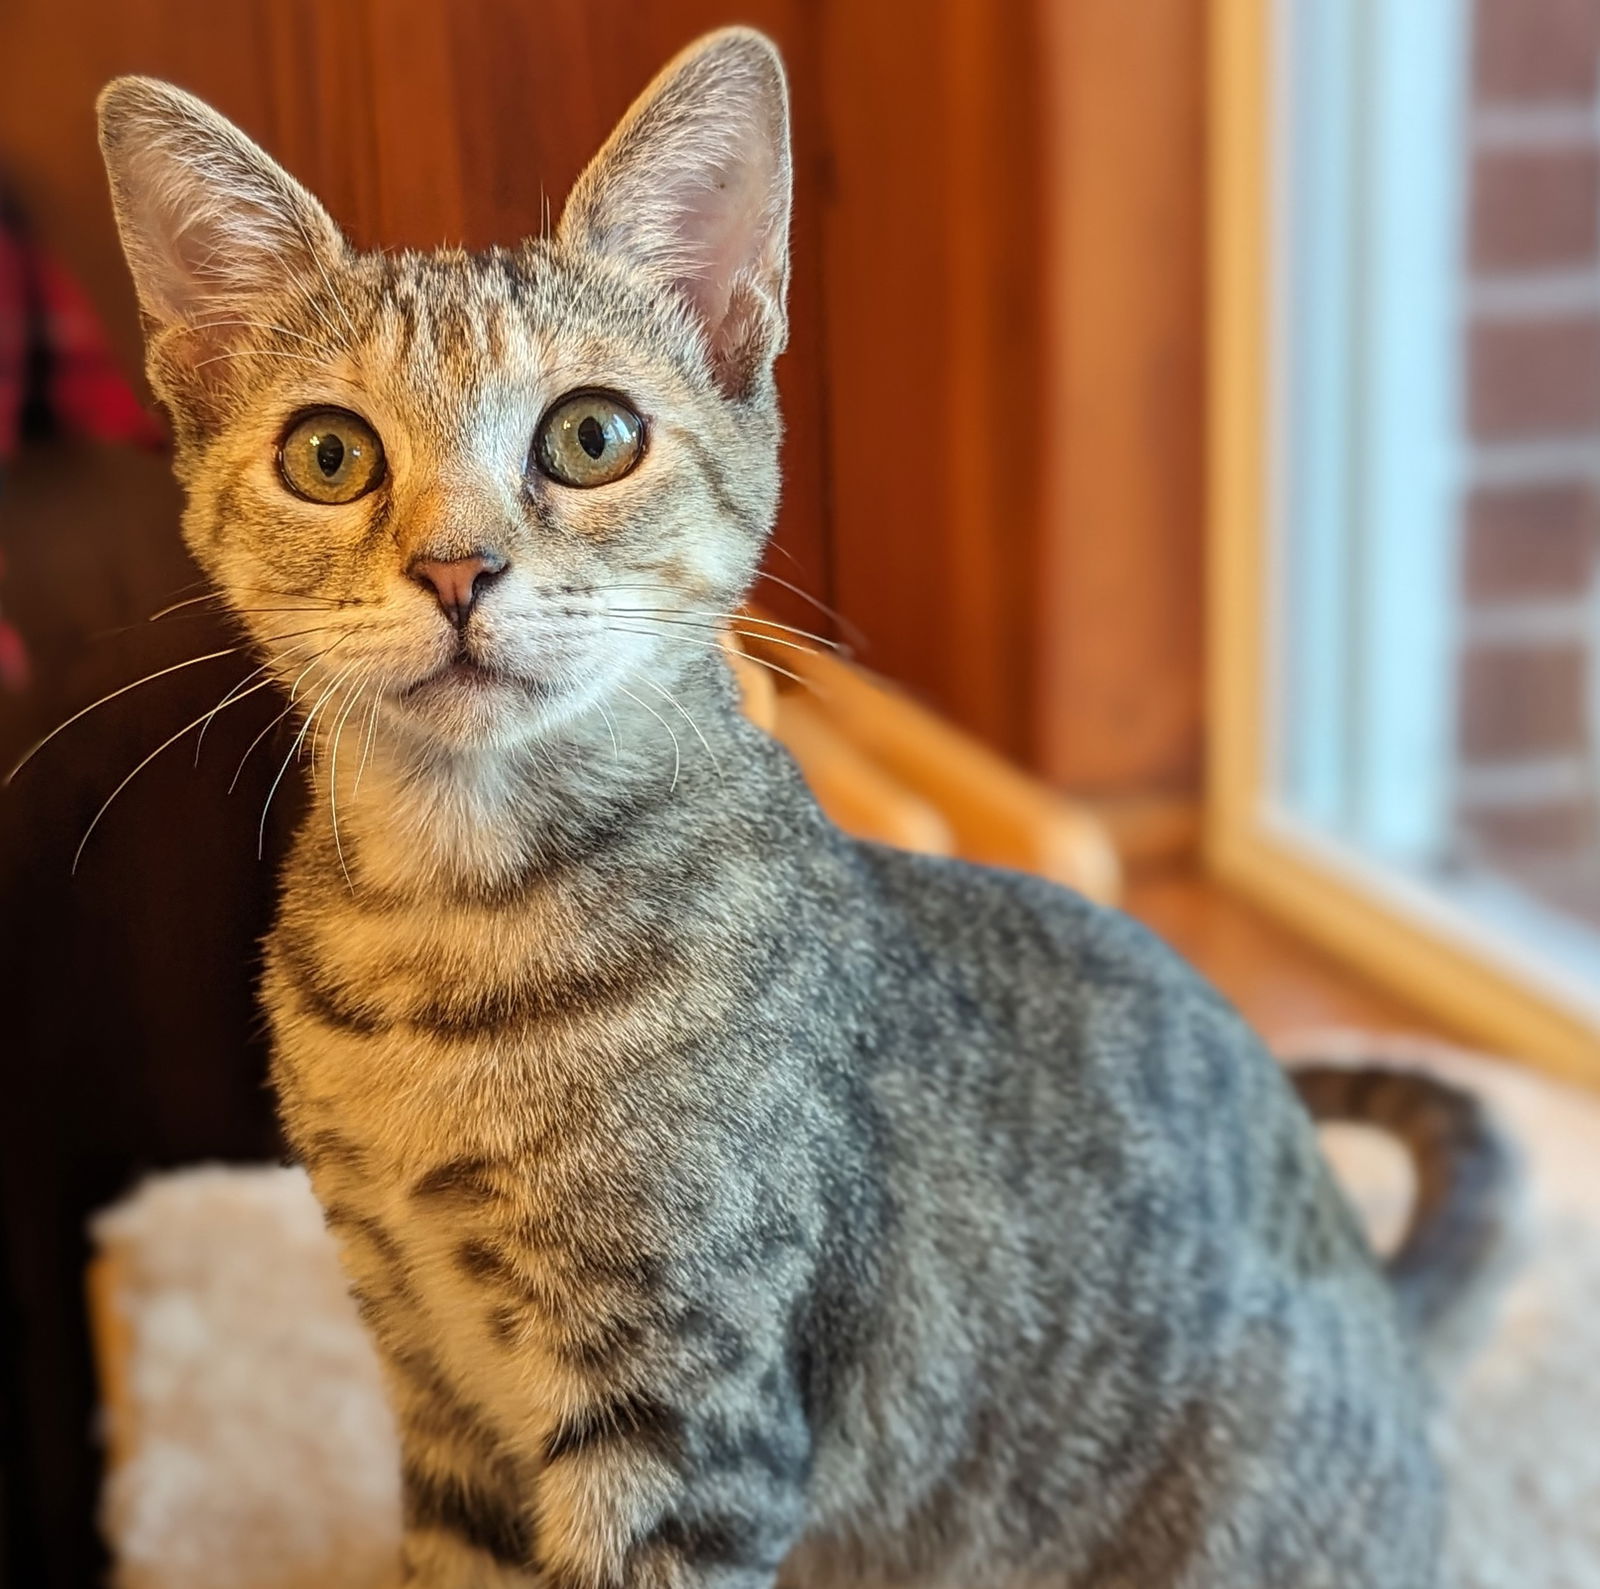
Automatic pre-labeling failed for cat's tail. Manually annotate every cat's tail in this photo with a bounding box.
[1290,1062,1522,1370]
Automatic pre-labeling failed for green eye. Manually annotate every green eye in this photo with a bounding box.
[278,409,385,504]
[533,390,645,488]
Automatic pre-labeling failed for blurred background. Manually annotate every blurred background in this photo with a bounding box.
[0,0,1597,1581]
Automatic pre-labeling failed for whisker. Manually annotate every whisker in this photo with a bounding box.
[71,678,276,873]
[185,318,336,355]
[725,626,846,663]
[259,662,358,858]
[611,610,845,657]
[148,590,226,621]
[354,683,383,795]
[229,637,352,794]
[147,586,344,624]
[193,662,273,766]
[640,677,721,781]
[153,575,212,605]
[575,573,864,649]
[230,703,295,796]
[613,612,838,664]
[94,609,325,648]
[751,570,866,649]
[681,609,847,652]
[595,698,622,764]
[92,610,345,649]
[324,665,373,892]
[616,684,681,793]
[144,606,344,629]
[192,347,332,371]
[6,646,241,785]
[236,587,345,608]
[190,629,335,765]
[608,625,822,698]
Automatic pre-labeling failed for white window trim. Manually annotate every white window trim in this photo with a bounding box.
[1274,0,1469,860]
[1207,0,1600,1083]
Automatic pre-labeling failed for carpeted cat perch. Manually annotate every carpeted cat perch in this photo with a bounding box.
[90,1033,1600,1589]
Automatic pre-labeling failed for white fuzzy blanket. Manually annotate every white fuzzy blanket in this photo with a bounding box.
[92,1035,1600,1588]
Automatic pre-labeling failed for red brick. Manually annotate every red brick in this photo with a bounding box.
[1459,798,1598,857]
[1469,315,1600,439]
[1464,483,1599,599]
[1476,0,1600,101]
[1471,147,1600,272]
[1458,642,1591,757]
[1526,862,1600,928]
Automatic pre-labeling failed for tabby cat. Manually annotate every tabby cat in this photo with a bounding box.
[96,29,1514,1588]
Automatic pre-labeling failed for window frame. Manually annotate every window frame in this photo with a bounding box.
[1207,0,1600,1084]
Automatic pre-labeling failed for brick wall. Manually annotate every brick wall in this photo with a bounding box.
[1456,0,1600,927]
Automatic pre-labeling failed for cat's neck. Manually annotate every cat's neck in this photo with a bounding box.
[303,654,747,899]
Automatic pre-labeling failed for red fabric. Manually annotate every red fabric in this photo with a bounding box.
[0,192,167,692]
[0,197,165,461]
[31,253,166,451]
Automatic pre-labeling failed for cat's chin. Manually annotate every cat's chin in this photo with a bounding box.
[388,663,574,753]
[401,657,561,708]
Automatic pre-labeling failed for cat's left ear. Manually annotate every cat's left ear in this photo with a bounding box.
[559,28,792,399]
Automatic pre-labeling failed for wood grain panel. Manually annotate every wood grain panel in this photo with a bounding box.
[818,0,1042,757]
[1033,0,1208,797]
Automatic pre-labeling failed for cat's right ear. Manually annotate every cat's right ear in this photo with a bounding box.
[96,78,347,388]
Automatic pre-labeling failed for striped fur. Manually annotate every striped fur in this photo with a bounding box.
[1292,1062,1521,1366]
[98,29,1514,1589]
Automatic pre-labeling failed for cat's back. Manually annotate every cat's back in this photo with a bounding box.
[846,837,1292,1145]
[805,841,1440,1587]
[843,838,1403,1337]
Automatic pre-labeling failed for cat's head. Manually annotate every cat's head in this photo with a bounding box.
[97,30,790,755]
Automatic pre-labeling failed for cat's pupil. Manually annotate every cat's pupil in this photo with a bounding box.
[316,434,345,477]
[577,416,606,460]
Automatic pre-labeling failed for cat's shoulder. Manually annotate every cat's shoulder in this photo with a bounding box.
[848,837,1241,1020]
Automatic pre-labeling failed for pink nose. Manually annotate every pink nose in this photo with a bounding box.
[408,552,508,627]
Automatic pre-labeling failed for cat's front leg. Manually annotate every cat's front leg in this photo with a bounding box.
[398,1449,538,1587]
[382,1349,541,1587]
[535,1368,811,1589]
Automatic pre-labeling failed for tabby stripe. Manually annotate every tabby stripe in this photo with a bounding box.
[412,1156,507,1204]
[542,1390,684,1468]
[278,931,677,1040]
[296,1128,369,1176]
[557,1315,648,1375]
[387,1347,513,1474]
[407,955,667,1037]
[678,432,759,537]
[322,1202,407,1269]
[402,1461,534,1568]
[275,936,383,1034]
[646,1511,775,1570]
[454,1240,654,1373]
[331,799,642,912]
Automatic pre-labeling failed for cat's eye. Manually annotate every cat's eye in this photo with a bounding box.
[533,390,645,489]
[278,409,386,504]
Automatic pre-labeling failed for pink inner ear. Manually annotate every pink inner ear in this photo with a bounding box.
[675,153,777,334]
